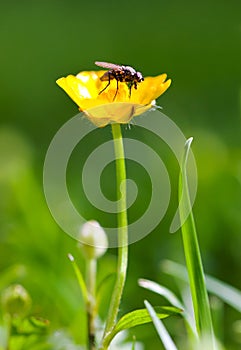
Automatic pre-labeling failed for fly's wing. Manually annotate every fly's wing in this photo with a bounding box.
[99,71,110,81]
[95,61,122,70]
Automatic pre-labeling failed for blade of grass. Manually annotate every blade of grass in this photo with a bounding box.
[139,279,184,310]
[144,300,178,350]
[138,278,197,339]
[161,259,241,313]
[179,138,215,346]
[68,254,88,303]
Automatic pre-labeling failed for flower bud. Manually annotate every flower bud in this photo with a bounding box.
[78,220,108,260]
[1,284,32,317]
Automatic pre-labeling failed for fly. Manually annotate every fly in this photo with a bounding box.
[95,61,144,101]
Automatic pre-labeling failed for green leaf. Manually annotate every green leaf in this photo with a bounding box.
[145,300,178,350]
[114,306,182,332]
[104,306,182,346]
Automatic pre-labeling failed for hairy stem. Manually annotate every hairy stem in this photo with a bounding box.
[101,123,128,348]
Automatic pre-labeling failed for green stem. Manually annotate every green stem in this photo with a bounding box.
[86,258,97,350]
[101,123,128,348]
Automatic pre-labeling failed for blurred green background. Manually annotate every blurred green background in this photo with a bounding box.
[0,0,241,348]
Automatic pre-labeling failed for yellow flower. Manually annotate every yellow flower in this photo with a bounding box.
[56,69,171,127]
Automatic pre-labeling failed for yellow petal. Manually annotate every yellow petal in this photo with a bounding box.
[56,76,84,107]
[83,103,145,127]
[130,74,171,105]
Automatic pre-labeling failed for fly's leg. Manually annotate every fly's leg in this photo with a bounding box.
[128,82,134,98]
[113,80,119,101]
[98,73,111,95]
